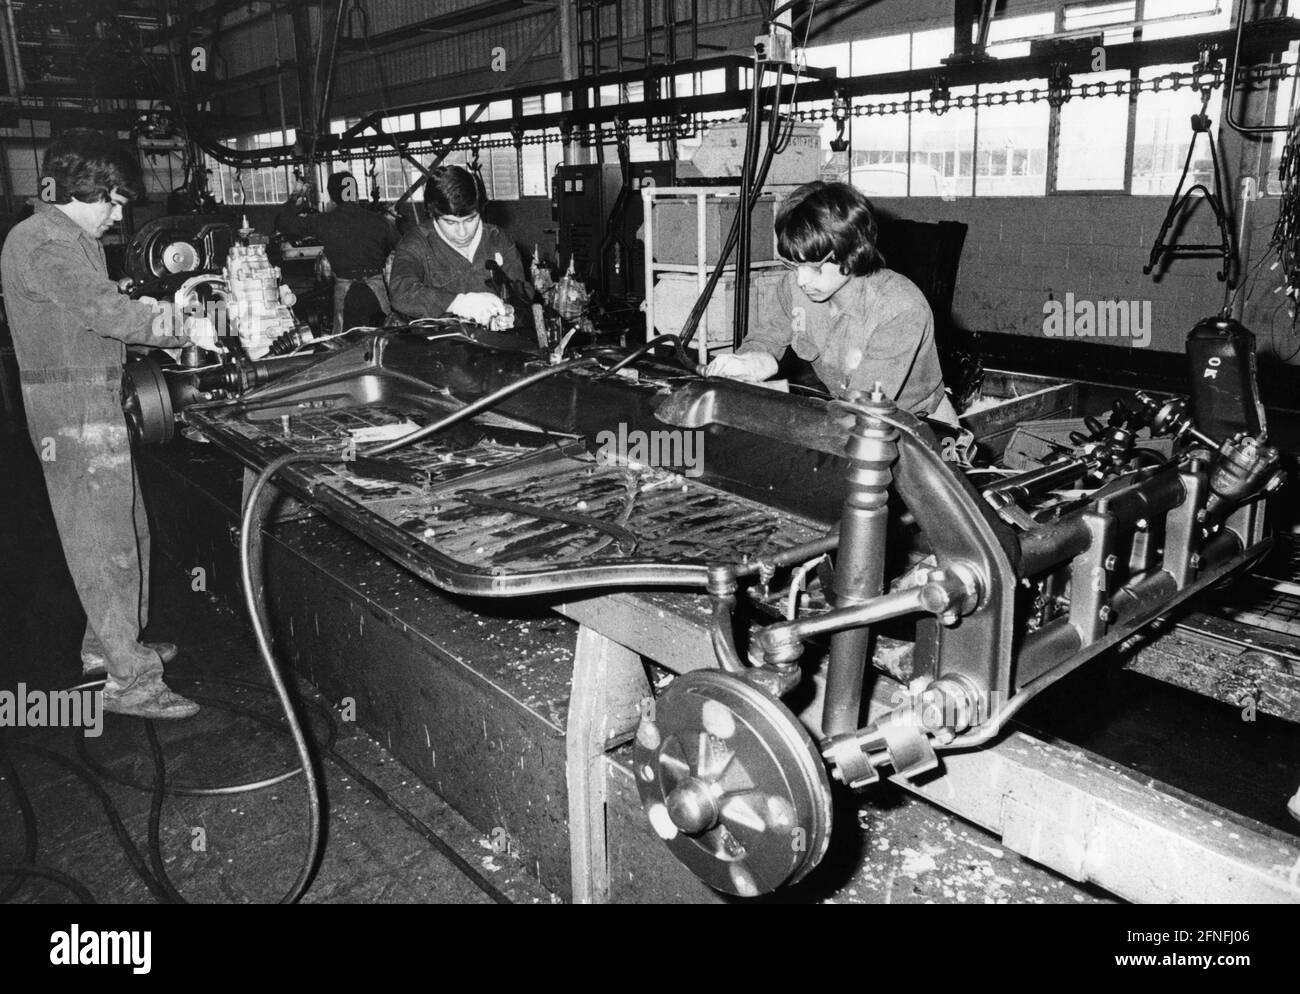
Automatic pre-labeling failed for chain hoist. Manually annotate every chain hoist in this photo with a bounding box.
[366,148,380,206]
[929,76,951,117]
[829,90,849,152]
[1046,61,1072,109]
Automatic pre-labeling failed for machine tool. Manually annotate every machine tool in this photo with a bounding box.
[127,310,1285,898]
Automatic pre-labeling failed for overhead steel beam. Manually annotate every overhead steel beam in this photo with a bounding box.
[193,18,1300,166]
[287,0,317,140]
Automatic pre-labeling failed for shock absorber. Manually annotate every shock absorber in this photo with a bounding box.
[822,386,899,739]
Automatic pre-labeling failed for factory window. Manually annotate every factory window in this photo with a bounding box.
[140,148,186,196]
[1053,68,1130,191]
[909,28,954,70]
[675,66,736,157]
[625,83,662,161]
[203,129,297,206]
[846,93,909,195]
[808,33,1047,198]
[376,157,422,201]
[5,141,47,202]
[1050,0,1233,193]
[984,12,1058,58]
[475,100,521,200]
[1132,62,1222,195]
[850,33,909,75]
[1063,1,1137,44]
[479,143,521,200]
[1139,0,1230,38]
[824,2,1237,199]
[520,94,563,196]
[418,108,459,130]
[976,78,1050,195]
[381,114,416,135]
[910,83,976,198]
[588,80,665,162]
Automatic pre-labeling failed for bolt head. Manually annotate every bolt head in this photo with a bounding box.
[665,777,720,835]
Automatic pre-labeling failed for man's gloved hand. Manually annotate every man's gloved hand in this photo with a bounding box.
[447,292,508,326]
[137,296,188,346]
[703,351,778,382]
[181,311,217,351]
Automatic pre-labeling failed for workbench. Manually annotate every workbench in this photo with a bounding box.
[138,434,1300,903]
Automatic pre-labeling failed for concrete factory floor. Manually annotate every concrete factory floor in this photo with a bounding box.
[0,416,1118,904]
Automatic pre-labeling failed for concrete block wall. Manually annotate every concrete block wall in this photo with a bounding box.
[872,194,1298,365]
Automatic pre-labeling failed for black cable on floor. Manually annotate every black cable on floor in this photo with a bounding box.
[0,746,38,902]
[71,672,511,905]
[143,721,188,906]
[70,675,334,905]
[74,683,339,796]
[241,449,339,904]
[6,741,172,902]
[177,674,514,904]
[0,863,96,903]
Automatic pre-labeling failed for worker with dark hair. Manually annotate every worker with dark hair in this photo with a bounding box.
[277,169,399,332]
[388,164,526,326]
[705,181,956,424]
[0,129,199,719]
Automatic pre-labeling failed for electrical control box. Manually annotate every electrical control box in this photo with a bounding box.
[552,161,674,301]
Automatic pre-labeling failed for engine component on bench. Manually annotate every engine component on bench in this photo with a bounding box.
[221,243,299,358]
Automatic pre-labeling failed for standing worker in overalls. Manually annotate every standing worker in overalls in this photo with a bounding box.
[1,129,199,719]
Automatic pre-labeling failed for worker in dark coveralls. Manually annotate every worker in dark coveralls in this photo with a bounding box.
[0,130,199,719]
[277,170,399,332]
[389,165,525,326]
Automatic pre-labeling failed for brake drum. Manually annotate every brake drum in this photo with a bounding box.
[634,668,832,896]
[121,356,174,444]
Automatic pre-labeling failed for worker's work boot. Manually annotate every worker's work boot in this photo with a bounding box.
[101,673,200,720]
[82,642,178,677]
